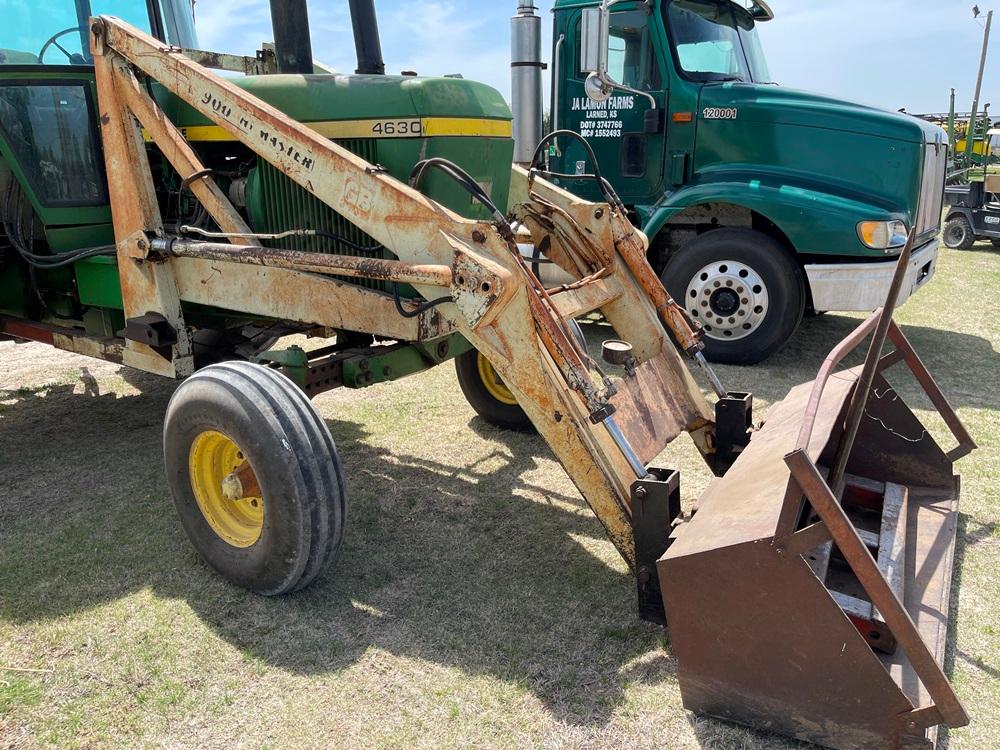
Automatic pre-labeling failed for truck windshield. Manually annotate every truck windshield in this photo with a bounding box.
[667,0,772,83]
[0,0,197,65]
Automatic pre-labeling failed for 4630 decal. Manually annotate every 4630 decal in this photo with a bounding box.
[371,119,422,136]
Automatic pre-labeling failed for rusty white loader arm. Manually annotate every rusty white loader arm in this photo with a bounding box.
[88,17,977,749]
[89,16,734,575]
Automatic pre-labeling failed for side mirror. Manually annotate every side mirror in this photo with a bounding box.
[580,7,609,76]
[580,5,659,110]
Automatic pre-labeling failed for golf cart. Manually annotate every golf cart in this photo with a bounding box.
[943,128,1000,250]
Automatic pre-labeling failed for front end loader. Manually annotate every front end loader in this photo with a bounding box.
[0,4,977,748]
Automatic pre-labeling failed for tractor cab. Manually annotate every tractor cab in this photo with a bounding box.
[0,0,195,221]
[0,0,196,66]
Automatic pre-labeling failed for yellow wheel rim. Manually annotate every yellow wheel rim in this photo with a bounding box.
[188,430,264,548]
[476,352,518,406]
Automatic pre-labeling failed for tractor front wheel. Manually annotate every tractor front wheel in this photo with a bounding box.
[164,362,346,595]
[455,349,533,431]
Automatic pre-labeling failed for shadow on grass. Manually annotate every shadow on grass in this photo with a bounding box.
[0,372,670,728]
[954,240,1000,256]
[0,310,993,733]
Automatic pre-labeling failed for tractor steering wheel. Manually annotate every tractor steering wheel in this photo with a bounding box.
[38,27,88,65]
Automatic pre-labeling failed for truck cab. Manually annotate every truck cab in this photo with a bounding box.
[538,0,947,363]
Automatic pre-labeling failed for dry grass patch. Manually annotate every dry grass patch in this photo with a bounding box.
[0,242,997,749]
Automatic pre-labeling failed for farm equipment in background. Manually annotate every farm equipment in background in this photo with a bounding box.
[0,2,977,748]
[943,129,1000,250]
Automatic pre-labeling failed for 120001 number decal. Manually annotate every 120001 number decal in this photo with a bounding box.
[372,119,422,137]
[702,107,738,120]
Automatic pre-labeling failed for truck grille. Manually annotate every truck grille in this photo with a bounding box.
[915,143,947,240]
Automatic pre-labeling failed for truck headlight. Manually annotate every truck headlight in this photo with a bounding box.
[857,220,908,252]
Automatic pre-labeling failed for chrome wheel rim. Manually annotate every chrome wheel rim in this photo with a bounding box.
[685,260,769,341]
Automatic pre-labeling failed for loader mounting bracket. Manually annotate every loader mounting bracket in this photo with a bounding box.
[631,468,681,626]
[709,391,753,475]
[123,313,178,358]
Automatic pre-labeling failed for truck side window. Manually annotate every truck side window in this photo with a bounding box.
[0,84,106,207]
[607,10,661,91]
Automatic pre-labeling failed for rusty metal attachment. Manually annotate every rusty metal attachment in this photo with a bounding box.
[89,15,715,572]
[84,17,974,750]
[660,243,976,750]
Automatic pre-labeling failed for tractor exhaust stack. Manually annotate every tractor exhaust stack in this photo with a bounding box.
[269,0,314,73]
[349,0,386,75]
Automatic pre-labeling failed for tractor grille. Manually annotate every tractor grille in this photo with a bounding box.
[249,138,393,293]
[915,142,947,240]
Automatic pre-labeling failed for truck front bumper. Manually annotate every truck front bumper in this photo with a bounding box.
[805,238,939,313]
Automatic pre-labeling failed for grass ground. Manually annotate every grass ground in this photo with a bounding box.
[0,241,997,750]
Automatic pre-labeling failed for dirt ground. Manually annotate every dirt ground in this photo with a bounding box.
[1,242,998,749]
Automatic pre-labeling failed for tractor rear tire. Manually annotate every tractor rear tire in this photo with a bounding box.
[455,349,533,431]
[164,362,345,595]
[662,228,805,365]
[943,216,975,250]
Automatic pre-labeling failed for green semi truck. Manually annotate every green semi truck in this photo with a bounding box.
[511,0,948,363]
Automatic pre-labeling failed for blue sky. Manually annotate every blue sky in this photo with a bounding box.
[195,0,994,116]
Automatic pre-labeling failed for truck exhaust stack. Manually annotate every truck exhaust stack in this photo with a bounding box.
[510,1,544,164]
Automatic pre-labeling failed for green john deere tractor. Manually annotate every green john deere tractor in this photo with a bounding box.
[0,0,515,395]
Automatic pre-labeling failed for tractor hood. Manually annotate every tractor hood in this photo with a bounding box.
[151,73,515,221]
[699,83,942,145]
[154,73,512,137]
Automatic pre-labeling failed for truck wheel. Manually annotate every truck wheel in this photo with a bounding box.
[455,349,533,431]
[992,239,1000,250]
[943,217,975,250]
[662,229,805,365]
[164,362,346,595]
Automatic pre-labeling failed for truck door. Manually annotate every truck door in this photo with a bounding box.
[555,4,668,205]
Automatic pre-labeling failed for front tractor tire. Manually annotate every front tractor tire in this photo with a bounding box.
[164,362,346,595]
[942,216,976,250]
[455,349,533,431]
[661,228,805,365]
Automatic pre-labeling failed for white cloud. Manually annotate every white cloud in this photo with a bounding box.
[193,0,995,115]
[760,1,991,112]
